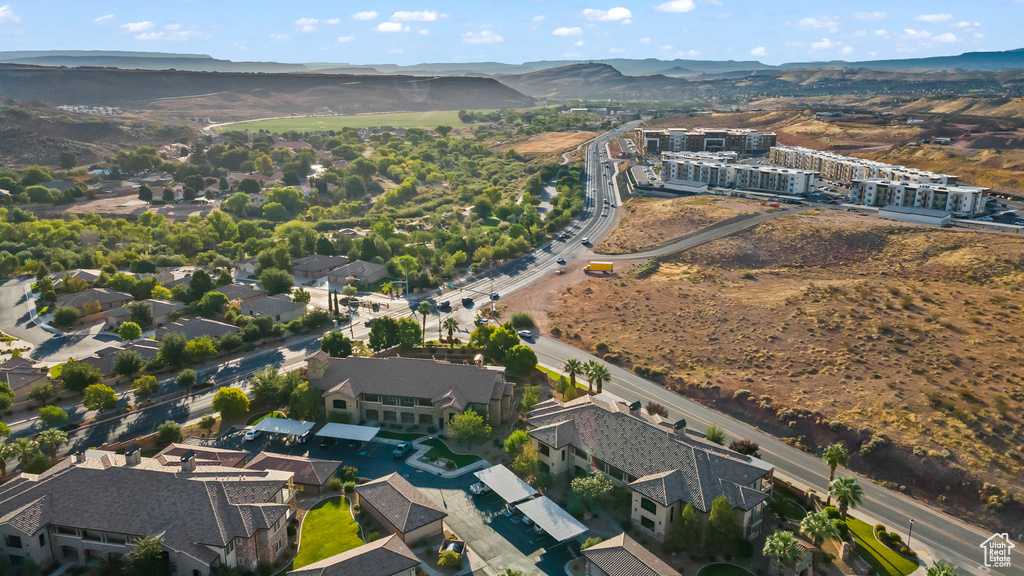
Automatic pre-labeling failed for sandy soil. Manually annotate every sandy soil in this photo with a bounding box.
[508,131,600,155]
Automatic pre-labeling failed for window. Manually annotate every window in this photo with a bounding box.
[383,411,397,422]
[417,398,432,407]
[363,394,381,403]
[272,520,280,532]
[419,414,432,425]
[640,516,655,531]
[383,396,399,406]
[365,409,379,421]
[538,444,550,457]
[39,533,46,547]
[561,450,566,461]
[401,412,414,424]
[5,535,22,548]
[640,497,657,514]
[275,540,282,553]
[227,539,234,554]
[332,399,347,410]
[670,507,674,522]
[400,397,415,408]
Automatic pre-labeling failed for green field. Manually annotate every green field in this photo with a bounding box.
[220,110,484,133]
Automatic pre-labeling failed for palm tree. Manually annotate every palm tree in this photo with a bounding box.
[500,570,524,576]
[584,359,600,393]
[0,443,13,476]
[590,363,611,394]
[563,359,583,391]
[38,428,68,462]
[763,530,804,576]
[829,476,863,520]
[417,301,432,345]
[442,317,459,344]
[12,437,39,468]
[800,510,840,570]
[822,443,849,506]
[926,562,958,576]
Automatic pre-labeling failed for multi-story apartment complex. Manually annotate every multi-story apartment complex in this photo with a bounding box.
[768,145,958,185]
[661,151,817,196]
[636,128,777,155]
[526,396,774,543]
[851,178,989,218]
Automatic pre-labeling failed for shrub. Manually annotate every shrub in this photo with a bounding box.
[340,465,358,481]
[888,531,902,543]
[738,539,754,558]
[823,506,840,519]
[741,271,756,280]
[874,524,886,535]
[367,531,379,542]
[509,312,535,328]
[328,478,343,492]
[621,519,633,532]
[835,521,849,540]
[286,525,297,537]
[733,389,752,401]
[343,481,355,493]
[581,537,603,550]
[437,550,461,569]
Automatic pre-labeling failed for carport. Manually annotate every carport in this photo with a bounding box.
[252,417,315,437]
[515,496,588,543]
[315,423,381,451]
[474,465,538,504]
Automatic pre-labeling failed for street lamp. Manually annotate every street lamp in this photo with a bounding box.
[907,519,914,549]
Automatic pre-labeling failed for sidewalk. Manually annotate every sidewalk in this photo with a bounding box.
[402,437,490,478]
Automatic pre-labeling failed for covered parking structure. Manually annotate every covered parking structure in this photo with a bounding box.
[315,423,381,451]
[515,496,588,544]
[251,417,315,437]
[474,465,538,504]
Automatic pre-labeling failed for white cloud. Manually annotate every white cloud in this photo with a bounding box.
[854,12,887,21]
[0,5,18,25]
[376,21,411,33]
[336,35,354,42]
[956,21,981,28]
[552,26,582,35]
[164,24,180,30]
[639,37,651,43]
[574,40,585,46]
[583,7,632,21]
[391,10,438,22]
[389,48,403,54]
[93,14,115,24]
[750,46,766,56]
[136,29,206,41]
[463,30,505,43]
[352,11,378,20]
[811,37,835,50]
[326,18,340,25]
[269,33,292,41]
[840,46,853,55]
[653,0,696,13]
[796,16,839,32]
[873,29,889,38]
[294,18,318,33]
[418,29,429,35]
[915,13,952,23]
[121,21,154,32]
[934,32,958,43]
[903,28,931,39]
[622,19,632,24]
[661,44,674,50]
[685,49,701,57]
[532,15,546,22]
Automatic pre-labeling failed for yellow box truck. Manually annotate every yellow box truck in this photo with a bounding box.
[584,261,614,273]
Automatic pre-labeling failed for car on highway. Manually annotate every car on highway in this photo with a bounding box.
[490,292,500,301]
[438,300,451,312]
[517,330,533,339]
[393,442,413,458]
[364,319,374,328]
[581,237,589,244]
[462,297,475,307]
[556,257,566,264]
[469,482,492,496]
[243,427,262,442]
[602,211,607,217]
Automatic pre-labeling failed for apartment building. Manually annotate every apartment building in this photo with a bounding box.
[526,396,774,543]
[637,128,776,155]
[769,145,958,185]
[851,178,989,218]
[0,448,294,575]
[661,151,817,196]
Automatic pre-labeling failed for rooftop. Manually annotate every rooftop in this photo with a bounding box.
[156,317,240,341]
[243,295,306,318]
[245,452,341,487]
[287,534,419,576]
[55,288,132,309]
[291,254,350,274]
[104,298,187,320]
[154,443,249,468]
[354,473,447,533]
[583,533,681,576]
[327,260,387,279]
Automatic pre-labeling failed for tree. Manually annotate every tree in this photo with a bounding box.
[368,316,421,351]
[187,270,214,302]
[707,495,740,551]
[118,321,142,341]
[321,331,353,358]
[128,300,154,329]
[132,375,161,401]
[12,437,39,468]
[251,367,287,407]
[162,187,175,203]
[504,429,532,456]
[254,154,274,176]
[258,267,294,296]
[223,191,250,215]
[138,184,153,202]
[504,344,538,376]
[510,443,540,482]
[37,428,68,461]
[666,503,702,552]
[157,333,189,366]
[52,306,80,328]
[729,439,761,457]
[646,402,668,417]
[60,359,103,394]
[486,327,519,362]
[112,349,143,381]
[764,531,803,576]
[800,511,840,551]
[447,410,491,445]
[288,380,321,421]
[0,383,12,412]
[212,387,249,419]
[59,151,77,170]
[122,536,173,576]
[195,291,229,317]
[828,476,863,520]
[37,405,68,426]
[442,316,459,343]
[589,362,610,394]
[238,178,261,195]
[185,336,218,363]
[563,358,583,391]
[926,562,959,576]
[822,443,849,506]
[0,443,13,476]
[520,385,540,414]
[29,382,57,406]
[176,369,197,394]
[199,414,217,435]
[292,287,311,304]
[438,550,461,570]
[417,301,432,345]
[156,420,182,444]
[705,423,726,445]
[571,474,612,510]
[82,384,117,411]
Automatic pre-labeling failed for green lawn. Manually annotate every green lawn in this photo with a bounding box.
[847,516,919,576]
[247,411,286,426]
[378,430,426,442]
[538,366,591,391]
[695,563,755,576]
[425,437,482,468]
[774,496,808,521]
[220,110,491,133]
[293,497,363,569]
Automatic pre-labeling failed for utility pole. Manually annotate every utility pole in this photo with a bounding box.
[907,519,914,549]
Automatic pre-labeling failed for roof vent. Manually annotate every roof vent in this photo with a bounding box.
[672,419,687,436]
[180,449,196,473]
[628,400,642,414]
[125,443,142,466]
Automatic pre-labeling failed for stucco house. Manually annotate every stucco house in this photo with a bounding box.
[287,534,418,576]
[327,260,388,287]
[244,452,341,495]
[103,298,186,329]
[306,353,513,430]
[583,533,681,576]
[354,473,447,543]
[55,288,133,315]
[291,255,349,280]
[241,295,306,324]
[0,357,46,404]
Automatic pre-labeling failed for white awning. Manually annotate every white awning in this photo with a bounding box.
[515,496,588,542]
[315,423,380,443]
[252,417,315,436]
[473,465,538,504]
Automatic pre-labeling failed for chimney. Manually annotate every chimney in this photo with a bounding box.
[75,452,86,463]
[628,401,642,417]
[180,449,196,473]
[672,419,687,437]
[473,354,484,367]
[125,444,142,465]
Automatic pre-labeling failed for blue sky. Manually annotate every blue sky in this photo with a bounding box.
[0,1,1020,66]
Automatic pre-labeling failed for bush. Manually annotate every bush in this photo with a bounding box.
[621,519,633,532]
[509,312,535,328]
[286,525,297,537]
[328,477,343,492]
[823,506,840,519]
[888,531,902,543]
[738,539,754,558]
[835,521,849,540]
[437,550,461,569]
[367,531,379,542]
[874,524,886,535]
[581,537,603,550]
[343,481,355,494]
[340,465,358,481]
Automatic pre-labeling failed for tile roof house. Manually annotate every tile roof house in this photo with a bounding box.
[80,340,160,376]
[156,317,240,341]
[244,452,341,494]
[241,295,307,324]
[153,443,249,468]
[307,353,514,429]
[527,396,773,542]
[55,288,133,314]
[583,533,681,576]
[0,357,46,404]
[354,473,447,543]
[48,269,101,291]
[212,283,266,305]
[327,260,388,287]
[287,534,418,576]
[0,448,295,575]
[290,255,349,280]
[103,298,186,329]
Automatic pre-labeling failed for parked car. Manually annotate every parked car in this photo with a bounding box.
[243,427,262,442]
[393,442,413,458]
[469,482,492,496]
[319,437,331,449]
[298,430,313,444]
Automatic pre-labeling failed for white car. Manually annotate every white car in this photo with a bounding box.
[243,427,262,441]
[556,257,566,265]
[517,330,533,339]
[581,237,589,244]
[470,482,492,495]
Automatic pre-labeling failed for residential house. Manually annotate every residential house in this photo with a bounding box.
[49,269,101,291]
[236,258,258,277]
[583,533,681,576]
[80,340,160,376]
[244,452,341,495]
[156,317,240,341]
[526,396,774,542]
[354,473,447,543]
[291,255,349,281]
[242,295,306,324]
[327,260,388,287]
[306,354,514,429]
[153,444,249,468]
[103,299,186,329]
[55,289,133,315]
[287,534,418,576]
[0,357,46,404]
[0,447,294,575]
[213,283,266,306]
